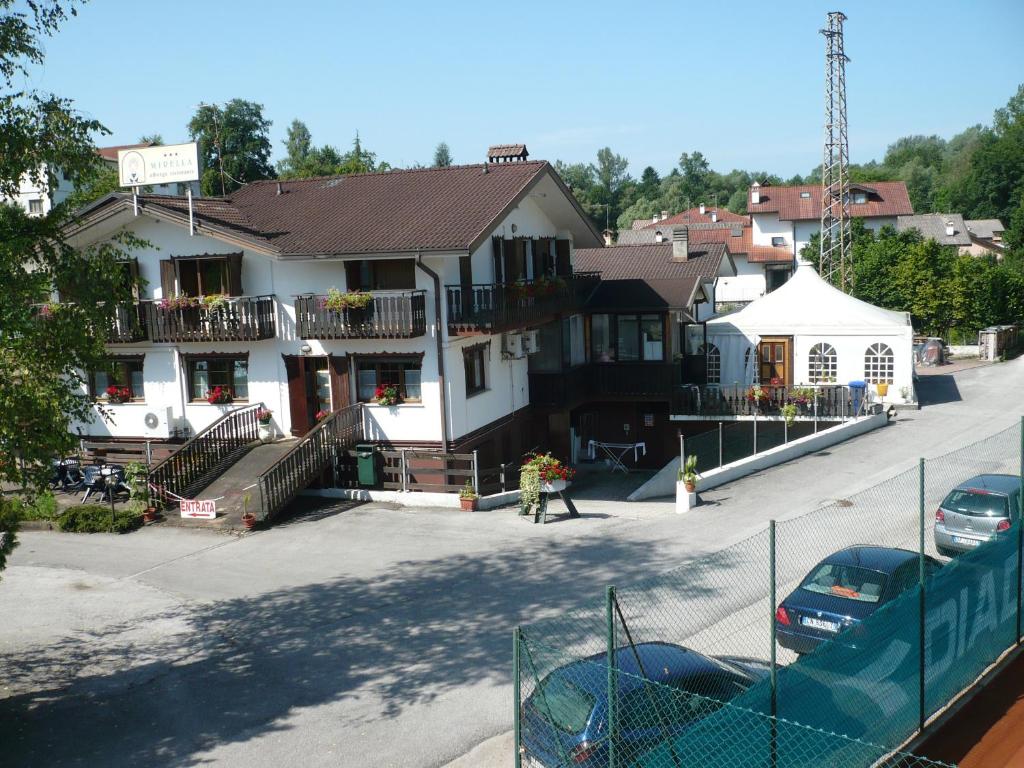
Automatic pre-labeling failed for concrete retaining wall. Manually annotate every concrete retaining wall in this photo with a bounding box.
[301,487,519,510]
[628,412,888,501]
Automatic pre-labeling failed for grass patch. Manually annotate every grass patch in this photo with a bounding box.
[57,504,142,534]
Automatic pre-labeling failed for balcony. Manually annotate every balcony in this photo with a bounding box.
[107,304,149,343]
[142,295,276,343]
[529,362,682,408]
[674,384,854,419]
[295,291,427,340]
[446,273,600,334]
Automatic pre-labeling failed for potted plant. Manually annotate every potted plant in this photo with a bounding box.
[206,386,233,405]
[241,493,256,530]
[781,402,798,427]
[320,287,374,316]
[459,481,478,511]
[374,384,399,406]
[125,462,156,522]
[105,384,131,404]
[256,408,274,442]
[518,453,575,517]
[746,384,769,410]
[315,409,330,422]
[201,293,229,312]
[681,454,699,492]
[158,294,198,311]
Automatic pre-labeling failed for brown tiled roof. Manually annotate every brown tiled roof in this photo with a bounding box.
[487,144,528,161]
[102,160,600,256]
[574,242,727,281]
[641,206,747,228]
[687,226,793,264]
[586,278,702,314]
[748,182,913,221]
[96,142,155,162]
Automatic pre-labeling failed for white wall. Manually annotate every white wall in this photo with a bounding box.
[751,212,793,247]
[792,332,915,403]
[715,255,766,304]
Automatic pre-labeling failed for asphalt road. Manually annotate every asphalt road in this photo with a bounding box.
[1,358,1021,768]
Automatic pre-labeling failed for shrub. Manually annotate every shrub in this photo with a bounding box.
[58,504,142,534]
[5,492,59,522]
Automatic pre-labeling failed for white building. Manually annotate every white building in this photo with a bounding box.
[705,266,915,404]
[64,151,601,477]
[747,180,914,261]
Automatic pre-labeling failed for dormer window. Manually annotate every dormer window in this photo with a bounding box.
[853,192,867,204]
[799,191,811,199]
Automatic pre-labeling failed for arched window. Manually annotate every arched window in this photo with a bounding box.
[807,343,837,383]
[743,346,755,383]
[864,343,894,384]
[702,343,721,386]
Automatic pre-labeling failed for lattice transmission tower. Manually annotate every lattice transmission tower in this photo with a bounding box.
[819,11,852,292]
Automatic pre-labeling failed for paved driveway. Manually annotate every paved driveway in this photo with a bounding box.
[1,358,1022,768]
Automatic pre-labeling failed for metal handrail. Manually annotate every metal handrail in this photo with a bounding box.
[148,403,263,504]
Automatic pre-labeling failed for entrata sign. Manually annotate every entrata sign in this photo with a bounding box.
[179,499,216,519]
[119,142,200,188]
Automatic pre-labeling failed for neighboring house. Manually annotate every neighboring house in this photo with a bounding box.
[964,218,1007,259]
[896,214,971,247]
[747,180,914,259]
[535,235,736,466]
[631,204,747,231]
[64,151,601,484]
[618,216,793,313]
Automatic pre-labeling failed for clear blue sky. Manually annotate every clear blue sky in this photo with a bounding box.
[29,0,1024,179]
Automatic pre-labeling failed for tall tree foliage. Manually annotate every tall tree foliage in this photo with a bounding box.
[1,0,141,576]
[276,123,389,179]
[188,99,275,195]
[433,141,453,167]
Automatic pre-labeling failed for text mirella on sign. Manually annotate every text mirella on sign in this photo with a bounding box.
[118,142,200,187]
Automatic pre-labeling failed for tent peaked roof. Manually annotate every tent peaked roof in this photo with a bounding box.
[709,266,910,333]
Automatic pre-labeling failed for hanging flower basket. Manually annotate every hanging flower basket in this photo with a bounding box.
[206,386,233,405]
[106,385,131,404]
[374,385,399,406]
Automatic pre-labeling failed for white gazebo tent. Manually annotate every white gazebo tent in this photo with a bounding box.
[706,266,915,403]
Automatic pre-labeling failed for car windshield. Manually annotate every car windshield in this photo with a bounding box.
[533,674,594,734]
[943,490,1009,518]
[800,563,887,603]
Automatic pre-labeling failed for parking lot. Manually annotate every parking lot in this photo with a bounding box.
[1,357,1021,768]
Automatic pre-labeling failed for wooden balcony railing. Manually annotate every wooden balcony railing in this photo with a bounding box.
[148,403,263,504]
[529,362,682,407]
[256,404,364,522]
[142,295,276,343]
[107,303,149,343]
[446,272,600,334]
[295,291,427,340]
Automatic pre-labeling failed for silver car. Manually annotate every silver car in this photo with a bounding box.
[934,474,1022,556]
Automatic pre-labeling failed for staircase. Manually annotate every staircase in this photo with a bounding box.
[255,404,364,523]
[148,404,264,505]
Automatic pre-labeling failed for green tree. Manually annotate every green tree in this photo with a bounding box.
[59,159,120,211]
[138,133,163,145]
[277,119,313,176]
[433,141,453,167]
[637,166,660,197]
[188,99,274,195]
[0,1,142,576]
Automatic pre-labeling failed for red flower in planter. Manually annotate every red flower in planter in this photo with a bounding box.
[206,386,233,405]
[105,385,131,403]
[374,385,399,406]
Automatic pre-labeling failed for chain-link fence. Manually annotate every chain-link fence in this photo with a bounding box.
[515,418,1024,767]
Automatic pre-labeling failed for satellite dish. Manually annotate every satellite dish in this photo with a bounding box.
[144,412,159,429]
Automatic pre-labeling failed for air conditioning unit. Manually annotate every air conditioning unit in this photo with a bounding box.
[502,332,524,359]
[142,406,173,439]
[523,329,539,354]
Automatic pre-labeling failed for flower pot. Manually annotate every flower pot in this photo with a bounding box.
[241,513,256,530]
[876,382,889,397]
[460,497,477,511]
[258,422,274,443]
[143,507,157,523]
[684,481,696,493]
[542,479,569,493]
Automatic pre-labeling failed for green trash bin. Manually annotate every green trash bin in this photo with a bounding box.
[356,443,379,487]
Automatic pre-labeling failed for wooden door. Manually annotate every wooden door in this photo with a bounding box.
[284,355,350,437]
[758,337,792,386]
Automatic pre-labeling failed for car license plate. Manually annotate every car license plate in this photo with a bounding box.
[953,536,980,547]
[801,616,839,632]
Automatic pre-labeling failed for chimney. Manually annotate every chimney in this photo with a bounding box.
[660,210,668,221]
[699,203,706,215]
[652,214,659,224]
[711,211,718,223]
[654,230,664,243]
[276,181,283,196]
[672,227,689,261]
[945,221,955,237]
[750,181,761,205]
[602,229,614,247]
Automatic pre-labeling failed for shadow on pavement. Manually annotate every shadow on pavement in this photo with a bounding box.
[916,374,962,406]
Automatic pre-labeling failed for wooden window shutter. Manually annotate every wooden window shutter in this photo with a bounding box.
[127,258,141,301]
[503,238,516,284]
[159,259,176,297]
[530,238,542,279]
[458,255,472,292]
[329,355,350,409]
[555,239,571,276]
[491,236,503,284]
[226,253,243,296]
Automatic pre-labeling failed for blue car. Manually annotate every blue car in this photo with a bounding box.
[775,546,942,655]
[520,642,771,767]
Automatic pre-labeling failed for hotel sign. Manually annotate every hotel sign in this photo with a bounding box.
[118,142,200,188]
